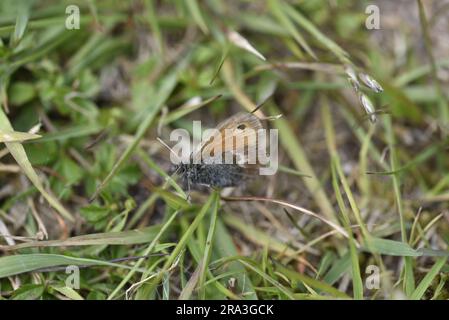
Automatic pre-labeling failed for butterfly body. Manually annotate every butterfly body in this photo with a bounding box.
[176,163,244,188]
[174,112,264,190]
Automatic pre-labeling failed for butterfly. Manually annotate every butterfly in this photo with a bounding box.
[175,111,264,189]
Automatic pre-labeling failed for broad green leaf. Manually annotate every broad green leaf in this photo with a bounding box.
[362,238,422,257]
[50,285,84,300]
[8,82,35,105]
[12,1,30,45]
[12,284,44,300]
[0,130,40,143]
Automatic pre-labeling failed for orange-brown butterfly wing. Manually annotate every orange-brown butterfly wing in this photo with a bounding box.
[192,112,263,166]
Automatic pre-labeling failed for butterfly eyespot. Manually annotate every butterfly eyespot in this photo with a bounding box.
[237,124,246,130]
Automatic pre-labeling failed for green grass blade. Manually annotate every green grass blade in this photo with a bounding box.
[107,210,180,300]
[235,258,296,300]
[410,257,447,300]
[269,103,338,224]
[268,0,316,60]
[142,192,217,297]
[276,264,350,299]
[198,192,220,299]
[0,254,138,278]
[185,0,209,34]
[283,3,350,64]
[0,108,74,221]
[213,218,258,299]
[330,159,363,299]
[90,58,189,200]
[383,115,415,296]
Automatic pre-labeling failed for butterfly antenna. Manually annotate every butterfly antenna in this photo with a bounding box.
[157,137,182,163]
[250,95,272,114]
[261,114,283,121]
[250,94,282,120]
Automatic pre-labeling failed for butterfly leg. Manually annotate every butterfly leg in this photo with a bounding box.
[186,178,192,203]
